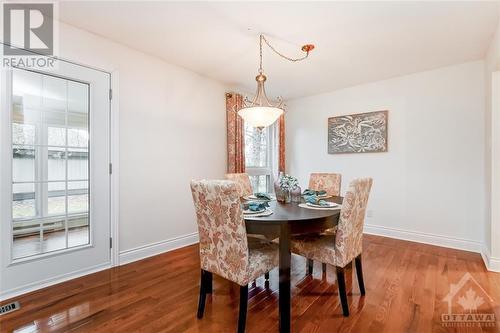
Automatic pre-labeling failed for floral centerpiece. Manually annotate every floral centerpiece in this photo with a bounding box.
[278,174,299,203]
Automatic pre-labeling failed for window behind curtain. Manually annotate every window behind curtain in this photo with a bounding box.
[244,122,278,193]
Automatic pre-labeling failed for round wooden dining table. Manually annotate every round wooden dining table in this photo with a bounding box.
[244,196,343,333]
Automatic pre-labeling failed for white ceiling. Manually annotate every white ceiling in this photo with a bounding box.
[59,1,499,100]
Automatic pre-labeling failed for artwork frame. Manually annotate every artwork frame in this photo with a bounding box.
[328,110,388,154]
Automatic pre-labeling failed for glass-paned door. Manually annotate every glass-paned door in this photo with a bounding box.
[1,57,111,299]
[11,70,90,259]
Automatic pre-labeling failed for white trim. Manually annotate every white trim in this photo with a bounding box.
[119,232,199,265]
[480,245,490,270]
[364,224,500,272]
[0,262,111,302]
[364,224,483,253]
[110,70,120,266]
[489,257,500,272]
[481,244,500,272]
[490,71,500,271]
[1,231,199,300]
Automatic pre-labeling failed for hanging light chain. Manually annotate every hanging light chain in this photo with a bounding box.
[259,35,264,74]
[240,34,313,128]
[260,34,311,65]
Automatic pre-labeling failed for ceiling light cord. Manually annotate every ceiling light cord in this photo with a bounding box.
[239,34,314,129]
[258,34,311,74]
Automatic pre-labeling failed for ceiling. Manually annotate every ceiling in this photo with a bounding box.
[59,1,499,100]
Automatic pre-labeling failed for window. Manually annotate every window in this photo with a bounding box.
[244,122,279,193]
[11,69,90,260]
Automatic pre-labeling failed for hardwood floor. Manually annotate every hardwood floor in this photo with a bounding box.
[1,235,500,332]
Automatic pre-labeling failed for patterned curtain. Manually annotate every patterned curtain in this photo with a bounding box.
[226,92,245,173]
[278,113,286,172]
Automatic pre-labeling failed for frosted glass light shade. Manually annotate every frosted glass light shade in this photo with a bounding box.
[238,106,283,128]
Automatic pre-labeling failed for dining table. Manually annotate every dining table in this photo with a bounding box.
[244,196,343,333]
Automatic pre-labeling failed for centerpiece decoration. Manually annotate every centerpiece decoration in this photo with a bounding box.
[276,174,299,204]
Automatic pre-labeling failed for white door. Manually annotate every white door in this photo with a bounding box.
[0,58,111,299]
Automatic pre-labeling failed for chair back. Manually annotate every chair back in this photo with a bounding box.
[225,173,253,197]
[334,178,373,267]
[190,180,250,284]
[309,173,342,196]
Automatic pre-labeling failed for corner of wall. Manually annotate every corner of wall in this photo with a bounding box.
[481,243,500,272]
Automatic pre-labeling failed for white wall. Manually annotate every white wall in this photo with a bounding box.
[286,61,485,251]
[58,23,227,257]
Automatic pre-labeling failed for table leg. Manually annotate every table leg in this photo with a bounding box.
[279,223,291,333]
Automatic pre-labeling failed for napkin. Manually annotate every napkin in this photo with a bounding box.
[304,195,330,206]
[254,192,272,200]
[245,201,270,212]
[303,189,327,196]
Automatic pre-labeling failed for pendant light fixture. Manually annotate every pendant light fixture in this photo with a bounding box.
[239,34,314,129]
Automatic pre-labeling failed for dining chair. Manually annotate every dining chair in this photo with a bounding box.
[308,172,342,196]
[291,177,373,316]
[226,173,253,197]
[307,172,342,272]
[190,180,279,333]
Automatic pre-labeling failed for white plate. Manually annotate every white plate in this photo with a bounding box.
[306,202,338,208]
[243,209,273,218]
[245,194,274,201]
[243,208,266,214]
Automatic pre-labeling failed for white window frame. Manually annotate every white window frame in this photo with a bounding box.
[245,121,279,193]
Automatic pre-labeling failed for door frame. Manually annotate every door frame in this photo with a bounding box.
[0,51,120,300]
[110,70,119,267]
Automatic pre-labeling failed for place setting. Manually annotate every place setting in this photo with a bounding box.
[242,200,274,217]
[299,193,341,210]
[243,192,276,202]
[302,189,331,199]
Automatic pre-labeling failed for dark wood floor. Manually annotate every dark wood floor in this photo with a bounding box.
[1,234,500,333]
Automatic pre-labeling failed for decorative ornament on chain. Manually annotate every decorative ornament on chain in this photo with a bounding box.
[238,34,315,129]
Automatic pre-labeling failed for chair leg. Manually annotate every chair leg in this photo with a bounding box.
[197,270,208,319]
[322,263,327,274]
[355,254,365,296]
[307,259,313,275]
[238,285,249,333]
[265,272,270,281]
[205,271,213,294]
[336,266,349,317]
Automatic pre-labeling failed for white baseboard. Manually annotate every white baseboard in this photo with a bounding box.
[364,224,483,253]
[119,232,199,265]
[489,257,500,272]
[364,224,500,272]
[1,233,199,301]
[480,245,500,273]
[0,262,111,302]
[2,228,496,301]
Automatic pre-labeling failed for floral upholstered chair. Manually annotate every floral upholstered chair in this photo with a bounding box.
[308,173,342,197]
[291,177,373,317]
[226,173,253,198]
[307,173,342,272]
[190,180,279,332]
